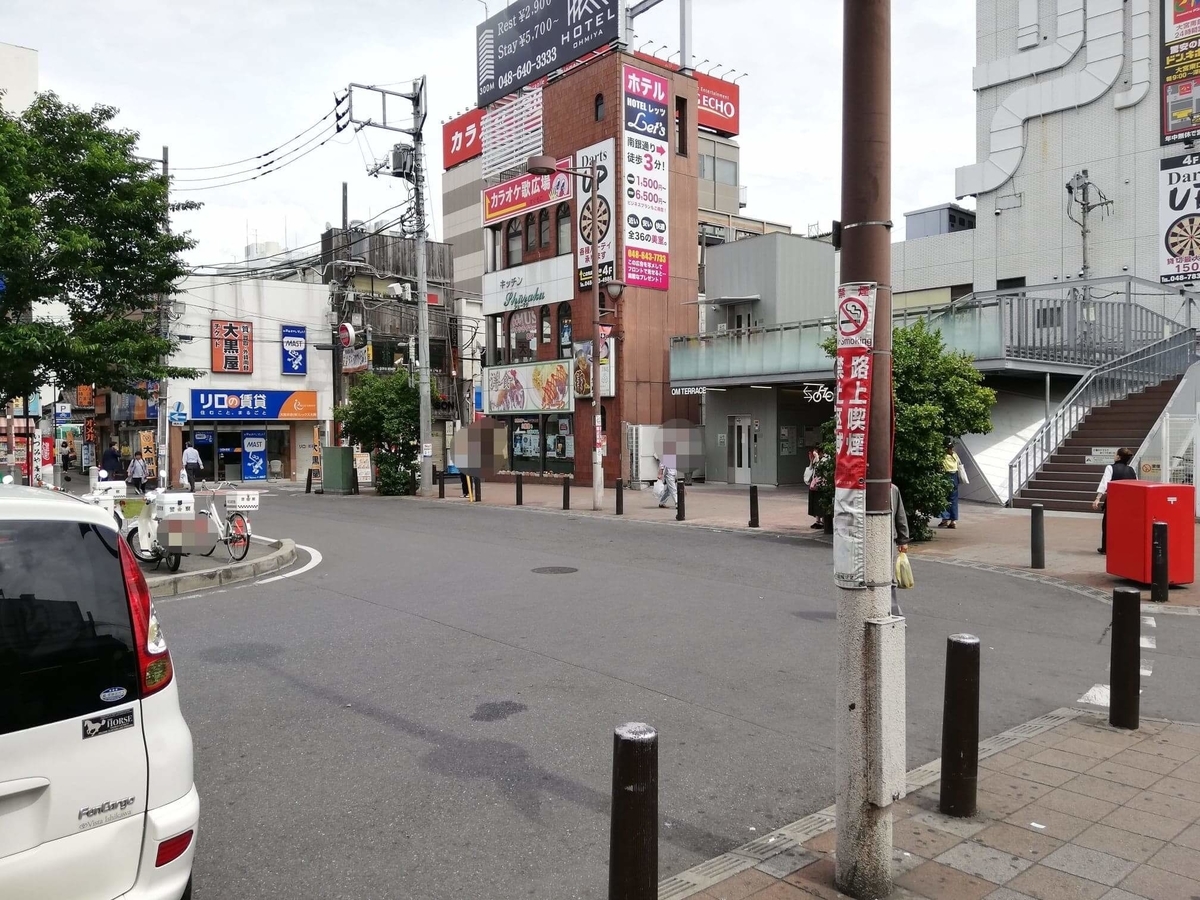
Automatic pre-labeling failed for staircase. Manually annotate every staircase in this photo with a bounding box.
[1012,378,1181,512]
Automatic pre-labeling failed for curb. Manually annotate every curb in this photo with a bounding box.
[145,539,297,598]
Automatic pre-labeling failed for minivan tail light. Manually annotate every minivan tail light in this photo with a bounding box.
[119,538,174,696]
[155,830,194,867]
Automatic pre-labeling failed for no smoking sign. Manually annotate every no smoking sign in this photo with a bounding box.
[836,283,878,349]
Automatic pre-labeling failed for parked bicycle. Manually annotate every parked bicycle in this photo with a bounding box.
[196,480,256,562]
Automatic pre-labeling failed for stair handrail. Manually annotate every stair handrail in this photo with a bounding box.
[1007,329,1197,503]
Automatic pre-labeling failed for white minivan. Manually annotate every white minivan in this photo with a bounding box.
[0,486,198,899]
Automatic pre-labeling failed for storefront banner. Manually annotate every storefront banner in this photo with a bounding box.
[482,254,575,317]
[575,138,617,291]
[484,360,574,416]
[482,158,573,226]
[139,430,157,480]
[193,430,214,447]
[191,389,318,420]
[621,64,671,291]
[1163,0,1200,145]
[443,106,484,169]
[572,333,617,399]
[241,430,268,482]
[282,325,307,375]
[341,346,370,374]
[211,319,254,374]
[833,283,877,590]
[30,429,42,481]
[1160,154,1200,282]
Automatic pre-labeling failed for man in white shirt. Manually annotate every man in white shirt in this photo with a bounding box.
[182,442,203,491]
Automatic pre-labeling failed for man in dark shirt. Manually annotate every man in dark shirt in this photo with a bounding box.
[100,441,122,478]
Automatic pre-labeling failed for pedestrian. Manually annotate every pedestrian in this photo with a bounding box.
[657,461,678,509]
[446,459,470,498]
[1092,446,1137,554]
[938,439,966,529]
[182,441,203,491]
[100,441,122,479]
[891,482,910,617]
[805,449,826,528]
[126,450,148,495]
[60,441,72,472]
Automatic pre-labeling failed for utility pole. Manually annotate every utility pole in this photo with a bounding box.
[1066,170,1113,284]
[412,83,434,498]
[835,2,900,898]
[157,145,170,488]
[335,181,348,445]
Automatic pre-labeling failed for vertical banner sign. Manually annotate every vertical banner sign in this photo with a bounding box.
[241,431,268,482]
[1163,0,1200,145]
[139,431,157,481]
[31,429,42,483]
[311,425,323,483]
[621,64,671,290]
[281,325,308,375]
[211,320,254,373]
[833,283,878,589]
[575,138,616,291]
[1160,154,1200,282]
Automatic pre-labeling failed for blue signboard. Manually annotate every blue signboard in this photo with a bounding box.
[193,430,215,447]
[281,324,307,375]
[191,389,316,420]
[241,430,268,482]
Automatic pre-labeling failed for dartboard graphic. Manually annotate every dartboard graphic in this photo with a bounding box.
[1166,214,1200,259]
[580,196,611,244]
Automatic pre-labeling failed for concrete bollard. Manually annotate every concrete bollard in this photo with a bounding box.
[1110,587,1141,730]
[1030,503,1045,570]
[563,478,570,510]
[1152,522,1169,604]
[939,633,980,818]
[749,485,759,528]
[516,473,523,507]
[615,478,623,516]
[609,723,657,900]
[676,481,686,522]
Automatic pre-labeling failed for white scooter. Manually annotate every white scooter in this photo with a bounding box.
[80,469,127,530]
[124,487,210,572]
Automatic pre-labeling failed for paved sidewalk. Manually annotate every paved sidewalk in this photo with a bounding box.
[663,709,1200,900]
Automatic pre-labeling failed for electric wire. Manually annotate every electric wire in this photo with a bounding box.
[170,103,343,172]
[172,125,362,193]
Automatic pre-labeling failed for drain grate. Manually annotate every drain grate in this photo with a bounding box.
[532,566,578,575]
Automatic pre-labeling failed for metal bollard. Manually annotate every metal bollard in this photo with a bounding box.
[608,723,657,900]
[516,473,523,506]
[563,478,570,510]
[1152,522,1169,604]
[616,478,623,516]
[1110,587,1141,730]
[438,470,445,499]
[305,469,313,494]
[749,485,759,528]
[1030,503,1045,570]
[474,477,482,503]
[676,481,686,521]
[939,633,980,818]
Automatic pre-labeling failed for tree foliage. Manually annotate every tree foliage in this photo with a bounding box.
[819,320,996,540]
[335,371,421,495]
[0,92,198,405]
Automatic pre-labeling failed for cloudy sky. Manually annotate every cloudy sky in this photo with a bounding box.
[5,0,976,264]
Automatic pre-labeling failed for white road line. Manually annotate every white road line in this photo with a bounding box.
[1141,635,1157,650]
[1141,660,1154,677]
[256,543,322,585]
[1078,684,1111,707]
[1142,616,1157,627]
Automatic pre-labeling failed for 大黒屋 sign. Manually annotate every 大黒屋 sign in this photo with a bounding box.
[621,64,671,291]
[211,320,253,374]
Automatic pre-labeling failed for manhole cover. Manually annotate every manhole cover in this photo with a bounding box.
[532,566,579,575]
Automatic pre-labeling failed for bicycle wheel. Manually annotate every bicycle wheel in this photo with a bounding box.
[226,512,250,561]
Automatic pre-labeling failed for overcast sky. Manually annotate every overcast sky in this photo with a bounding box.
[5,0,976,264]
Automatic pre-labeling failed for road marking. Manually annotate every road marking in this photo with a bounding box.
[1141,635,1157,650]
[256,542,323,584]
[1078,684,1111,707]
[1141,660,1154,677]
[1142,616,1157,627]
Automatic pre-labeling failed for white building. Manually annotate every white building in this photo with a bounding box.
[0,41,37,114]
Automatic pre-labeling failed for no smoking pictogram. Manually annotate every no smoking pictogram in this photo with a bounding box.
[838,297,871,338]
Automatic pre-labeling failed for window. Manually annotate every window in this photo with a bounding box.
[675,97,688,156]
[1036,307,1063,329]
[544,413,574,475]
[595,93,605,121]
[490,315,504,365]
[507,220,522,267]
[715,158,738,186]
[557,302,573,359]
[509,308,538,363]
[0,520,138,734]
[699,154,715,181]
[486,226,502,273]
[556,203,572,256]
[540,305,552,343]
[525,214,537,251]
[539,209,550,247]
[511,416,542,473]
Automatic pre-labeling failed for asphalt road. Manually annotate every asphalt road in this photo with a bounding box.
[157,493,1200,900]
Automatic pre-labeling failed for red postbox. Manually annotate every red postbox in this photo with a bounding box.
[1106,481,1195,585]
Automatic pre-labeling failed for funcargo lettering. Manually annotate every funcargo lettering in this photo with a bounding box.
[79,797,137,821]
[504,288,547,310]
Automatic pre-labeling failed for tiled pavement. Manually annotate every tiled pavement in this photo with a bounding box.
[660,709,1200,900]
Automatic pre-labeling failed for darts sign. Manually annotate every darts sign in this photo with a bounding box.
[1160,153,1200,284]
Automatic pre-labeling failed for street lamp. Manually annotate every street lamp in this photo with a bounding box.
[528,154,618,511]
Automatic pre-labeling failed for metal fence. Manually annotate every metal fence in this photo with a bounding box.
[1008,330,1197,502]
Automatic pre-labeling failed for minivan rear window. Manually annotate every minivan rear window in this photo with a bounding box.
[0,520,139,735]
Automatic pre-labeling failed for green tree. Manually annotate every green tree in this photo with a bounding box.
[820,319,996,540]
[335,371,421,495]
[0,92,198,406]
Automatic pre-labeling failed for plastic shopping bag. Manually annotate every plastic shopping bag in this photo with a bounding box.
[652,479,667,503]
[895,551,915,590]
[179,467,190,485]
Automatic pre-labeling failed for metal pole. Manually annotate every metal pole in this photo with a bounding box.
[939,633,980,818]
[1152,521,1169,604]
[563,477,571,510]
[414,79,435,497]
[676,480,685,521]
[1044,372,1051,424]
[474,476,482,503]
[608,723,657,900]
[615,477,623,515]
[749,484,759,528]
[516,472,523,506]
[1030,503,1045,569]
[157,145,170,489]
[835,1,896,895]
[334,183,348,446]
[438,469,445,499]
[1109,587,1141,729]
[590,161,604,512]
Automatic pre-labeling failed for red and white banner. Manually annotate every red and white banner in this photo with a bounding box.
[443,108,485,169]
[481,158,573,226]
[632,53,741,136]
[833,283,877,589]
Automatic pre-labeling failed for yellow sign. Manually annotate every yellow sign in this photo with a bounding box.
[139,430,157,479]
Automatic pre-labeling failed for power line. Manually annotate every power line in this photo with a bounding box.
[172,124,360,193]
[172,122,339,183]
[171,101,344,172]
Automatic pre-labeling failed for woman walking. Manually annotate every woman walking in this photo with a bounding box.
[939,439,966,529]
[1092,447,1137,554]
[126,450,148,495]
[805,449,825,528]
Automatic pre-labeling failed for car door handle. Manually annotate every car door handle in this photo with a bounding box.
[0,777,50,800]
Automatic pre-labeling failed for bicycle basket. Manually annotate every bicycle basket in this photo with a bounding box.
[224,491,260,512]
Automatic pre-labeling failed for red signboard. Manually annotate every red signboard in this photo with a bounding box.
[443,107,484,169]
[481,158,574,225]
[211,320,254,374]
[632,52,741,137]
[833,285,877,491]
